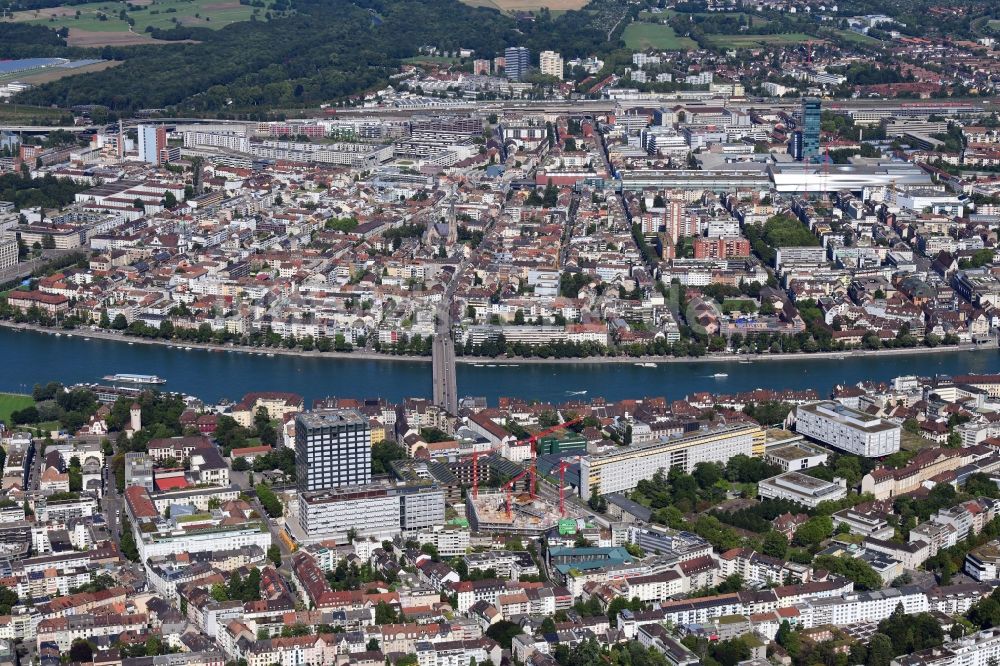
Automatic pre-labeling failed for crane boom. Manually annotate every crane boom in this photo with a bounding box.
[518,417,582,499]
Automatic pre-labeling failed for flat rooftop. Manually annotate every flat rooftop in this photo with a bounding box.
[296,409,367,429]
[799,401,899,433]
[761,471,847,500]
[766,442,827,462]
[770,471,836,491]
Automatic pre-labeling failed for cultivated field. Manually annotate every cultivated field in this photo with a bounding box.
[66,29,180,46]
[0,59,121,83]
[6,0,262,42]
[459,0,588,13]
[623,22,697,50]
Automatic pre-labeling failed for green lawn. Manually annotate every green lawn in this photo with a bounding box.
[15,0,264,33]
[834,29,882,45]
[36,420,62,435]
[704,32,815,48]
[623,22,697,50]
[0,394,34,428]
[0,104,67,123]
[402,55,462,65]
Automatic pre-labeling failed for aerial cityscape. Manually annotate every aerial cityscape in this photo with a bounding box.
[3,0,1000,666]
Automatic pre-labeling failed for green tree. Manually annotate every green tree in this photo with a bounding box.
[485,620,523,650]
[120,515,139,562]
[776,620,801,657]
[762,530,788,559]
[814,554,883,590]
[255,483,283,517]
[374,601,399,624]
[145,635,164,657]
[211,583,229,602]
[793,516,833,548]
[867,633,894,666]
[69,639,94,663]
[0,586,19,615]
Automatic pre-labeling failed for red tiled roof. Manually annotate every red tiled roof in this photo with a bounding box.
[124,486,158,520]
[154,476,189,491]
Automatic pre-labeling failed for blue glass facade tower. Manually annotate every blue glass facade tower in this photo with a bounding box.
[802,97,821,161]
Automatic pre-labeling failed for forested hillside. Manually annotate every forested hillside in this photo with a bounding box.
[13,0,629,114]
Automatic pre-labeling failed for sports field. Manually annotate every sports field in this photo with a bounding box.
[0,104,66,123]
[704,32,815,48]
[623,21,697,50]
[834,29,882,45]
[0,394,33,428]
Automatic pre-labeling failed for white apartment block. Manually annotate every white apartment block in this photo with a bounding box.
[183,130,250,153]
[801,588,928,627]
[298,482,445,543]
[417,526,470,558]
[0,237,17,271]
[894,629,1000,666]
[137,524,272,561]
[579,423,763,497]
[965,541,1000,581]
[758,471,848,508]
[795,401,901,457]
[415,639,500,666]
[539,51,564,80]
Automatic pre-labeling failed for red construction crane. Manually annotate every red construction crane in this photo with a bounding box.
[558,459,571,517]
[518,417,582,499]
[502,467,530,519]
[461,450,484,500]
[479,417,586,518]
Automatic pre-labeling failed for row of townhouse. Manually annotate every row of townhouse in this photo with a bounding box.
[415,638,502,666]
[35,612,148,651]
[449,579,572,614]
[910,497,1000,556]
[718,548,813,586]
[616,578,854,639]
[220,617,489,666]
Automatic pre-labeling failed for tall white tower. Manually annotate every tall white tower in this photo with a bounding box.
[130,403,142,433]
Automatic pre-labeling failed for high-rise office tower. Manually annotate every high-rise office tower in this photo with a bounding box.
[801,97,821,161]
[504,46,530,82]
[539,51,564,80]
[295,410,371,492]
[137,125,166,165]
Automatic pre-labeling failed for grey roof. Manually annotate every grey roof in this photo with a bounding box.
[605,493,653,522]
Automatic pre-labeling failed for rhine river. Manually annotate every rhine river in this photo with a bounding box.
[4,327,1000,404]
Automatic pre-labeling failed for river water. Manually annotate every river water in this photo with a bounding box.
[4,327,1000,404]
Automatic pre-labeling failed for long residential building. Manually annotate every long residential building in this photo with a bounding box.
[617,579,853,638]
[297,481,445,543]
[578,423,764,497]
[895,629,1000,666]
[795,401,900,457]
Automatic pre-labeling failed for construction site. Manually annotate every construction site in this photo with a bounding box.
[463,416,587,535]
[466,490,578,536]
